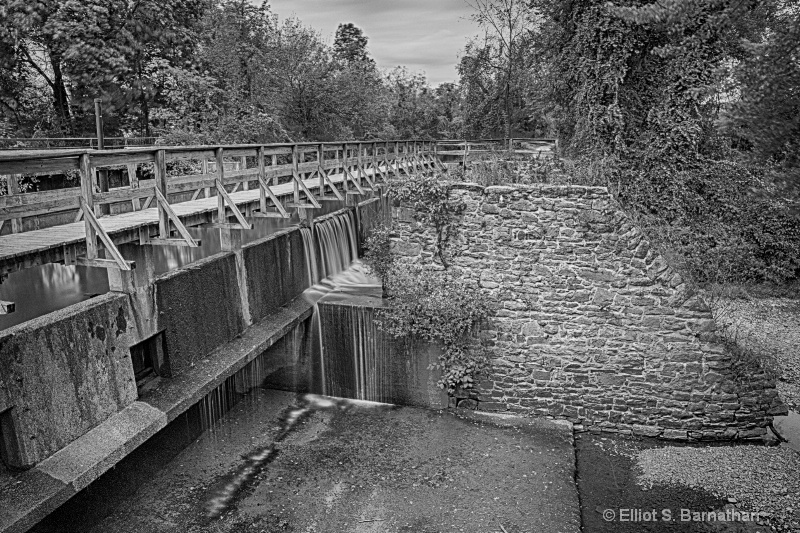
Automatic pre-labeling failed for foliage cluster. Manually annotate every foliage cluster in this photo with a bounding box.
[613,157,800,285]
[513,0,800,285]
[388,174,467,268]
[362,227,491,395]
[0,1,464,143]
[362,224,393,295]
[379,264,491,394]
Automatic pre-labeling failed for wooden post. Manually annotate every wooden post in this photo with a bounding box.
[342,143,348,180]
[271,154,278,186]
[240,156,248,191]
[97,168,110,216]
[7,174,21,233]
[292,145,300,205]
[357,142,363,182]
[79,154,98,259]
[371,142,380,181]
[318,144,325,195]
[202,160,211,198]
[339,147,347,193]
[154,150,170,239]
[127,164,141,211]
[258,146,267,214]
[215,147,226,224]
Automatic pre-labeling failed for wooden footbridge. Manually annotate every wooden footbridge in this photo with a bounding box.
[0,138,553,313]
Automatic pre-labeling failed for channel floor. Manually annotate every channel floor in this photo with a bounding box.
[32,389,581,533]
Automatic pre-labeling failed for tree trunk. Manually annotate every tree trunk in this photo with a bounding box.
[140,92,150,137]
[49,53,73,135]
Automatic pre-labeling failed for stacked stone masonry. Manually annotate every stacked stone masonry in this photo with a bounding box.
[392,183,785,441]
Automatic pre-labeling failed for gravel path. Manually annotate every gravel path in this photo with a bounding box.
[636,445,800,532]
[710,295,800,411]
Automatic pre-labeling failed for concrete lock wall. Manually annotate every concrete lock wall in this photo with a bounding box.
[392,183,785,440]
[154,252,246,377]
[243,229,309,324]
[0,295,139,468]
[0,200,385,469]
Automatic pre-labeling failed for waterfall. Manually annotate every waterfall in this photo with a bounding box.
[317,302,390,402]
[300,227,320,286]
[314,209,358,280]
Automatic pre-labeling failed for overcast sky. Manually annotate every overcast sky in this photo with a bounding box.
[265,0,480,85]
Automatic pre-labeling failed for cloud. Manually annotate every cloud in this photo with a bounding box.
[266,0,478,84]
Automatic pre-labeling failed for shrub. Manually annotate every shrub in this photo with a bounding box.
[613,156,800,285]
[377,264,491,394]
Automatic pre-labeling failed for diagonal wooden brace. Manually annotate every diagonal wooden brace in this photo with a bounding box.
[215,179,253,229]
[318,166,344,200]
[357,164,376,189]
[149,188,201,246]
[78,197,134,271]
[292,170,322,208]
[255,175,290,217]
[343,165,366,194]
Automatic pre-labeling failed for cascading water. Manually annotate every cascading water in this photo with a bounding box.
[300,209,377,397]
[317,301,391,402]
[314,209,358,280]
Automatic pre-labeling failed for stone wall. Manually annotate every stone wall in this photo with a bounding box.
[392,183,785,440]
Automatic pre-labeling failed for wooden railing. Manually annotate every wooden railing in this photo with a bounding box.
[0,137,555,314]
[0,139,443,285]
[0,136,552,261]
[0,137,158,150]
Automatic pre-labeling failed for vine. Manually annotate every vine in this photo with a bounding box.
[388,174,466,269]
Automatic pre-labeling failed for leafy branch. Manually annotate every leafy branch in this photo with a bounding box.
[389,174,466,269]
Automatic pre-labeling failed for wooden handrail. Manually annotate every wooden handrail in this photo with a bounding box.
[0,138,553,237]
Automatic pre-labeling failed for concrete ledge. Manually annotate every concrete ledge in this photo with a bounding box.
[36,402,167,492]
[140,296,314,421]
[0,470,72,533]
[0,296,314,533]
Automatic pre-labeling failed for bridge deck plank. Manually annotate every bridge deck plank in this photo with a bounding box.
[0,169,358,268]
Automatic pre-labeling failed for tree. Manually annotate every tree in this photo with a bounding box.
[385,67,439,138]
[0,0,206,137]
[727,6,800,175]
[461,0,538,139]
[333,23,374,66]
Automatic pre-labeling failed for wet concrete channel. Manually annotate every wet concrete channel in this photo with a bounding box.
[29,389,581,533]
